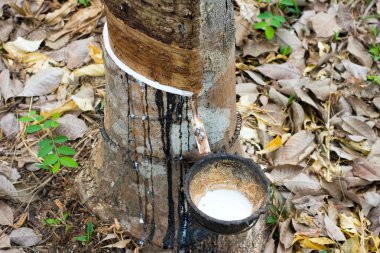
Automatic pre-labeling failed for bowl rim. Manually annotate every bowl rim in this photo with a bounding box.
[184,153,270,231]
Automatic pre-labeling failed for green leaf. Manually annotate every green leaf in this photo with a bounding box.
[26,124,42,134]
[79,0,91,7]
[86,222,94,239]
[60,157,78,168]
[38,144,54,158]
[258,11,272,20]
[52,112,60,120]
[35,115,44,123]
[74,235,88,242]
[36,164,50,170]
[19,116,34,122]
[52,162,61,174]
[57,146,76,155]
[43,120,53,129]
[266,215,277,224]
[280,0,294,6]
[38,139,53,147]
[55,135,68,143]
[265,26,275,40]
[272,15,286,23]
[51,121,59,128]
[28,110,37,117]
[254,21,268,30]
[280,44,292,56]
[43,154,59,166]
[46,218,61,225]
[271,16,285,28]
[63,211,70,221]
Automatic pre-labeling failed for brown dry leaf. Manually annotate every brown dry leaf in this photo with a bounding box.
[346,96,379,118]
[263,238,275,253]
[280,218,294,249]
[13,213,28,229]
[0,69,23,101]
[235,15,250,47]
[274,130,316,165]
[323,215,346,241]
[66,37,95,69]
[18,68,64,97]
[0,201,13,226]
[347,37,373,68]
[44,0,78,25]
[304,78,337,101]
[40,100,78,121]
[243,39,278,57]
[72,64,105,78]
[237,83,259,106]
[290,102,304,133]
[310,12,340,38]
[368,139,380,167]
[0,162,20,182]
[283,173,321,194]
[275,28,302,51]
[269,165,303,184]
[359,191,380,216]
[294,234,335,250]
[341,116,377,142]
[292,195,326,215]
[352,158,380,182]
[0,113,20,139]
[71,86,95,111]
[342,59,369,81]
[0,19,13,42]
[235,0,259,23]
[0,249,25,253]
[0,230,11,249]
[256,63,302,80]
[56,114,89,140]
[102,239,131,249]
[10,227,41,247]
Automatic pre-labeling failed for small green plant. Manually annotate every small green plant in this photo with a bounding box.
[371,26,378,38]
[333,32,342,42]
[369,43,380,61]
[368,75,380,85]
[75,221,94,243]
[266,186,288,226]
[279,0,300,16]
[255,11,286,40]
[19,111,78,174]
[79,0,91,7]
[279,44,292,56]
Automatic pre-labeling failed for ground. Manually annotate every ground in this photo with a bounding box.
[0,0,379,252]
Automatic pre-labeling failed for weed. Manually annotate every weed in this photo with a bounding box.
[18,111,78,174]
[79,0,91,7]
[368,75,380,85]
[369,43,380,61]
[333,32,342,42]
[279,44,292,56]
[75,221,94,243]
[279,0,300,16]
[255,11,286,40]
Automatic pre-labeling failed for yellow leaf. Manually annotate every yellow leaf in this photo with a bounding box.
[294,234,334,250]
[40,100,78,121]
[3,37,43,58]
[339,214,358,234]
[72,64,105,78]
[257,135,283,154]
[341,234,360,253]
[88,44,103,64]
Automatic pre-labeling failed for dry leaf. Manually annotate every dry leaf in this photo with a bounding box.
[341,234,360,253]
[10,227,41,247]
[368,139,380,167]
[0,113,20,139]
[56,114,88,140]
[283,173,321,194]
[3,37,43,57]
[346,96,379,119]
[44,0,77,25]
[342,59,369,81]
[274,130,316,165]
[275,28,302,51]
[352,158,380,182]
[13,213,28,229]
[280,218,294,249]
[256,63,302,80]
[359,191,380,216]
[71,86,95,111]
[339,213,358,234]
[243,39,278,57]
[323,215,346,241]
[0,69,23,101]
[103,239,131,249]
[257,135,284,154]
[341,116,377,142]
[235,15,250,47]
[269,165,303,184]
[18,68,64,97]
[0,201,13,226]
[0,162,20,182]
[0,230,11,249]
[310,12,340,38]
[347,37,373,68]
[0,175,18,200]
[292,195,326,215]
[0,19,13,42]
[89,44,103,64]
[67,37,95,69]
[72,64,105,78]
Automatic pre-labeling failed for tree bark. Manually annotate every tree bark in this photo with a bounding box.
[76,0,269,252]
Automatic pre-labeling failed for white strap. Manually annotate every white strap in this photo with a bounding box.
[103,23,194,97]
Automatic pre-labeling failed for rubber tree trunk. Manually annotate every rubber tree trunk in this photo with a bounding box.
[76,0,269,252]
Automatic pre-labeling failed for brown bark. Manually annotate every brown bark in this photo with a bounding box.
[76,0,270,252]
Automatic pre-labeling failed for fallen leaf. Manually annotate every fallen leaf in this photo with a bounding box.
[67,37,95,69]
[89,44,103,64]
[18,68,64,97]
[13,213,28,229]
[290,102,304,133]
[280,218,294,249]
[304,78,337,101]
[257,135,284,154]
[342,59,369,81]
[0,230,11,249]
[341,234,360,253]
[0,19,13,42]
[274,131,316,165]
[72,64,105,78]
[292,195,326,215]
[0,201,13,226]
[368,139,380,167]
[44,0,78,25]
[102,239,131,249]
[55,114,88,140]
[0,175,18,200]
[341,116,377,142]
[269,165,303,184]
[275,28,302,51]
[359,191,380,216]
[40,100,78,121]
[310,12,340,38]
[235,0,259,23]
[243,39,278,57]
[71,86,95,111]
[235,15,250,47]
[257,63,302,80]
[352,158,380,182]
[0,69,23,101]
[347,37,373,68]
[339,214,359,234]
[10,227,41,247]
[263,238,275,253]
[0,249,25,253]
[346,96,379,118]
[3,37,43,57]
[0,162,20,182]
[283,173,321,194]
[323,214,346,241]
[336,3,354,32]
[0,113,20,138]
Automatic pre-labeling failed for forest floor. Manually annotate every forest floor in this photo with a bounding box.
[0,0,379,252]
